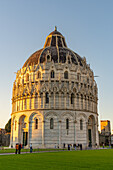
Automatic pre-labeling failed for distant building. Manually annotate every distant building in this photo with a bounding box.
[101,120,111,136]
[0,129,10,146]
[99,120,111,145]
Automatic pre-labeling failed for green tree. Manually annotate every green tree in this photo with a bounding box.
[5,118,11,133]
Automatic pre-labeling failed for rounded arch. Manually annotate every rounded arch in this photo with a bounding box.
[19,114,28,123]
[29,112,43,122]
[44,111,59,120]
[88,114,95,124]
[60,111,75,121]
[87,114,96,147]
[77,113,87,121]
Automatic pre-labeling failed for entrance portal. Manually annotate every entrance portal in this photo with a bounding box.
[23,132,28,146]
[88,129,92,147]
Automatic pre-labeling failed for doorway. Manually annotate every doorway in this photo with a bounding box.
[23,132,28,146]
[88,129,92,147]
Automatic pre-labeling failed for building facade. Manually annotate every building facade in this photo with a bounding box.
[10,28,99,148]
[99,120,111,145]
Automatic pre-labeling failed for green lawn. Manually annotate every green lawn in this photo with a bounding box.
[0,148,66,153]
[0,150,113,169]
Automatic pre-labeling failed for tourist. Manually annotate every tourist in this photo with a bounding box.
[30,143,32,153]
[15,143,18,154]
[75,144,76,151]
[18,143,21,154]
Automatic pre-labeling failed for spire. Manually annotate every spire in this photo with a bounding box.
[55,26,57,31]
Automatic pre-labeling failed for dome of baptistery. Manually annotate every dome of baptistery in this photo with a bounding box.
[11,27,99,149]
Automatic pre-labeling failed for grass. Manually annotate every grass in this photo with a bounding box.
[0,148,66,153]
[0,149,113,169]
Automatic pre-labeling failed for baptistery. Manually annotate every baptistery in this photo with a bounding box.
[11,27,99,148]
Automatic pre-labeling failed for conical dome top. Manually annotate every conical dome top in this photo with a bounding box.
[23,28,83,68]
[44,27,67,48]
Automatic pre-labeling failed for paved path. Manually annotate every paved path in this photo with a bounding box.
[0,147,110,156]
[0,150,66,155]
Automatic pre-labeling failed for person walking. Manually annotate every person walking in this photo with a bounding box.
[15,143,18,154]
[75,144,76,151]
[18,143,21,154]
[30,143,32,153]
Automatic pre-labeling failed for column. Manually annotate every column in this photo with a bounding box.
[42,120,45,147]
[59,120,61,148]
[18,122,20,143]
[43,92,45,109]
[38,93,41,109]
[86,122,88,148]
[49,93,51,109]
[59,92,61,109]
[74,95,76,110]
[10,122,14,147]
[64,93,66,109]
[27,121,30,146]
[74,120,77,144]
[83,96,85,110]
[54,92,55,108]
[69,94,71,109]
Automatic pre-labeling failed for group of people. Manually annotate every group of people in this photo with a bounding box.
[15,143,22,154]
[64,143,82,151]
[15,143,33,154]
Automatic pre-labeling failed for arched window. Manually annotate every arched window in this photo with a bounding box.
[26,73,29,81]
[77,94,79,109]
[50,118,54,129]
[47,55,50,62]
[80,119,83,130]
[46,92,49,103]
[51,70,55,78]
[66,119,69,129]
[71,94,74,104]
[37,71,41,79]
[35,119,38,129]
[64,71,68,79]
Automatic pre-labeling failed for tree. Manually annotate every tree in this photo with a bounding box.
[5,118,11,133]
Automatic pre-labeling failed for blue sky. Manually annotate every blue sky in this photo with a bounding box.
[0,0,113,130]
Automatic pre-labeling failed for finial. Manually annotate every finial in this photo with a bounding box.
[55,26,57,31]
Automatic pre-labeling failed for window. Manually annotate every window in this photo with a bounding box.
[37,71,41,79]
[77,73,80,81]
[47,55,50,60]
[26,73,29,81]
[71,94,74,104]
[51,70,55,78]
[64,71,68,79]
[80,119,83,130]
[66,119,69,129]
[35,119,38,129]
[50,118,54,129]
[46,92,49,103]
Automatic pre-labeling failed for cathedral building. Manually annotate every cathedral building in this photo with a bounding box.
[10,28,99,148]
